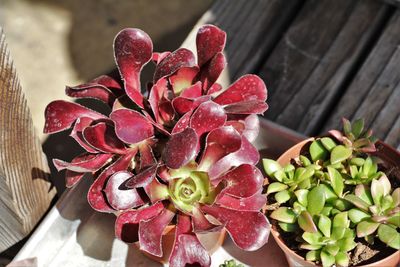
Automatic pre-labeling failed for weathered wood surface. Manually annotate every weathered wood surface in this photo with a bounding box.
[323,11,400,149]
[0,28,56,252]
[204,0,399,149]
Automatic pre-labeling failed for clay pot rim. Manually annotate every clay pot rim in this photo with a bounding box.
[266,137,400,267]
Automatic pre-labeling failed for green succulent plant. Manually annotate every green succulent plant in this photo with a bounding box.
[345,175,400,249]
[219,259,244,267]
[264,118,399,267]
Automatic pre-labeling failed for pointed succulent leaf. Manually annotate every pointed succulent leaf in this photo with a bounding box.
[278,222,298,233]
[348,209,371,224]
[262,159,282,177]
[307,185,326,215]
[337,237,357,252]
[387,212,400,227]
[352,118,364,138]
[335,251,349,267]
[300,244,322,250]
[327,167,344,197]
[306,250,320,261]
[213,75,267,106]
[295,189,309,207]
[333,199,352,211]
[139,206,175,257]
[275,190,292,204]
[342,118,352,136]
[44,100,106,134]
[114,28,152,108]
[200,204,270,251]
[320,137,337,152]
[297,165,315,183]
[267,182,288,195]
[196,24,226,67]
[302,231,323,245]
[371,177,386,205]
[344,194,369,212]
[350,157,365,166]
[330,145,352,165]
[270,207,297,223]
[332,227,346,241]
[357,219,380,237]
[333,212,349,228]
[320,184,338,203]
[104,171,145,210]
[163,127,198,169]
[299,155,311,167]
[318,215,331,237]
[110,109,154,144]
[392,188,400,206]
[325,244,339,256]
[355,184,373,205]
[298,211,318,233]
[377,224,400,249]
[321,250,335,267]
[309,140,328,162]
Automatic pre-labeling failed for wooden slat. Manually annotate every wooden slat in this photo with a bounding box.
[205,0,303,80]
[258,0,391,136]
[323,11,400,148]
[0,28,56,252]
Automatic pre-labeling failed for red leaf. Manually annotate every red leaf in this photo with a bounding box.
[138,143,156,170]
[163,128,198,169]
[190,101,227,137]
[209,136,259,179]
[213,75,267,105]
[169,214,211,267]
[110,109,154,144]
[139,206,175,257]
[198,126,242,172]
[153,48,196,82]
[180,81,202,98]
[171,110,193,134]
[224,100,268,115]
[216,192,266,211]
[196,25,226,67]
[104,171,145,210]
[200,52,226,90]
[65,171,85,188]
[70,117,98,153]
[200,204,270,251]
[83,122,126,154]
[53,153,113,172]
[126,164,158,188]
[207,82,223,95]
[44,100,106,134]
[65,75,121,106]
[152,52,171,65]
[144,177,169,203]
[169,67,199,95]
[87,150,137,212]
[114,28,153,108]
[148,78,169,124]
[192,206,222,233]
[115,202,164,243]
[217,164,263,198]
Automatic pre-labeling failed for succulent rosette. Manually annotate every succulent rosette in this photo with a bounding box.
[44,25,270,266]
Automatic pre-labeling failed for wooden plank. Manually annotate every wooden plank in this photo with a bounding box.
[0,28,56,252]
[258,0,391,135]
[322,11,400,148]
[204,0,303,80]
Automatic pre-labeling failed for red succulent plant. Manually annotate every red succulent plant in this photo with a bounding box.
[44,25,270,266]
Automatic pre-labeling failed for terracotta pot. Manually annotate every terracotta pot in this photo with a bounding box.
[137,225,226,264]
[267,138,400,267]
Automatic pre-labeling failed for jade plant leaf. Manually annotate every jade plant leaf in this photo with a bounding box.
[302,231,323,245]
[275,190,292,204]
[318,214,331,237]
[270,207,297,224]
[320,250,335,267]
[307,185,326,215]
[262,159,282,177]
[278,222,298,232]
[357,219,380,237]
[295,189,309,207]
[330,145,352,165]
[348,208,370,224]
[320,137,336,152]
[266,182,288,195]
[377,224,400,250]
[327,167,344,197]
[298,211,318,233]
[335,251,349,267]
[310,140,328,162]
